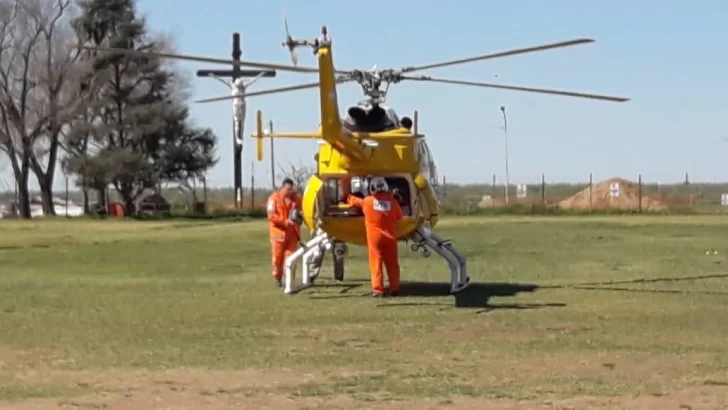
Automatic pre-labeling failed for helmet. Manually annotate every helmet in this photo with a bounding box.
[369,176,388,193]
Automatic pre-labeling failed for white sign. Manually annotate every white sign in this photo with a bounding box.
[516,184,527,198]
[609,182,620,198]
[721,193,728,206]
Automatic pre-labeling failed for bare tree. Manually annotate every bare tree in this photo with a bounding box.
[174,177,199,204]
[0,0,92,217]
[277,162,315,193]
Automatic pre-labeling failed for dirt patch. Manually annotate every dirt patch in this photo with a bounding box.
[1,364,726,409]
[2,384,727,409]
[478,196,507,208]
[558,177,669,211]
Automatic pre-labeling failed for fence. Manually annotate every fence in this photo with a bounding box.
[437,173,728,213]
[1,172,728,216]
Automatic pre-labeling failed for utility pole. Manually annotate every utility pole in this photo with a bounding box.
[251,161,255,208]
[500,105,510,205]
[195,33,276,210]
[269,120,276,189]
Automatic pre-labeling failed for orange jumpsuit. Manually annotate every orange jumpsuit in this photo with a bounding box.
[267,190,302,280]
[347,192,403,294]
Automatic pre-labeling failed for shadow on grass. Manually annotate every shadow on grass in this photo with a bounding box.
[304,272,728,312]
[544,273,728,296]
[308,280,566,312]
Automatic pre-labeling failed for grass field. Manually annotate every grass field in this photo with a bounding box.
[1,215,728,409]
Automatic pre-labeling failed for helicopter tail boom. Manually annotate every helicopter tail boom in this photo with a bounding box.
[316,39,372,161]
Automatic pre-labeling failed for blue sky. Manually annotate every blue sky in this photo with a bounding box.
[3,0,728,191]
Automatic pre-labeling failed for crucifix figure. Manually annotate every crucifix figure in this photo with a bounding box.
[196,32,276,210]
[206,73,266,146]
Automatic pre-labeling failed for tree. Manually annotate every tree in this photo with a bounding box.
[277,162,315,193]
[0,0,91,217]
[66,0,217,215]
[163,126,217,205]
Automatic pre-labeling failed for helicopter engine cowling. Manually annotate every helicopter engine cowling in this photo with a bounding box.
[345,104,393,133]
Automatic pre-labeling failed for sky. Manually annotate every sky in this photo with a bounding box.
[2,0,728,191]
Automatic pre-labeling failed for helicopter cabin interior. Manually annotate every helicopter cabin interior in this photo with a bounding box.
[320,175,414,218]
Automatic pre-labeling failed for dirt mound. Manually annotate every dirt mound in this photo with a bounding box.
[558,177,669,211]
[478,195,507,208]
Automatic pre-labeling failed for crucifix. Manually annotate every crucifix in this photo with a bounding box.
[195,32,276,210]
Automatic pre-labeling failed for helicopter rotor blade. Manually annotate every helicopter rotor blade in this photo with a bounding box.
[291,48,299,67]
[194,81,329,103]
[78,46,320,74]
[284,10,291,39]
[403,75,630,102]
[399,38,595,74]
[282,10,298,66]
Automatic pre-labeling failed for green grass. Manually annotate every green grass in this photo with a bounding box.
[1,215,728,406]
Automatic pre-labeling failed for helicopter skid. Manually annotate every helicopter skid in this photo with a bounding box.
[283,230,333,294]
[410,227,470,293]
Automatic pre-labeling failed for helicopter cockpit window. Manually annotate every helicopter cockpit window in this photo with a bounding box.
[422,142,439,183]
[385,108,400,128]
[417,141,431,177]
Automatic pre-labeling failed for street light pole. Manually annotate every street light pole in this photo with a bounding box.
[269,120,276,189]
[500,105,510,205]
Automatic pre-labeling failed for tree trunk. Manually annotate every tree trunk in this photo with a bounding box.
[124,197,135,217]
[94,185,107,209]
[7,148,32,219]
[30,134,59,216]
[83,188,89,213]
[38,178,54,216]
[115,181,140,217]
[16,172,31,219]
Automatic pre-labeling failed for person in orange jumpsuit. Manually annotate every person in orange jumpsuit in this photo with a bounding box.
[347,176,404,297]
[267,178,303,287]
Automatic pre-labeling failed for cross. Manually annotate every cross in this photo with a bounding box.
[196,32,276,211]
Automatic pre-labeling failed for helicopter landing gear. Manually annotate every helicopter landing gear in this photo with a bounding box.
[305,238,347,282]
[409,241,431,258]
[410,226,470,294]
[306,243,325,282]
[332,240,348,281]
[283,229,333,294]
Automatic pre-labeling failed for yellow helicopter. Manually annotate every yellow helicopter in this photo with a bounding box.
[82,19,629,295]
